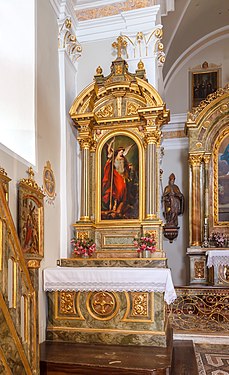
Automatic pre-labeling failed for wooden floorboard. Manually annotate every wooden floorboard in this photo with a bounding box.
[40,340,197,375]
[171,340,198,375]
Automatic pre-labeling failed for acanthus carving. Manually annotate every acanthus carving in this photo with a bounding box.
[126,102,141,115]
[203,153,211,165]
[194,260,205,279]
[78,137,97,151]
[58,17,82,63]
[131,293,148,316]
[144,128,161,146]
[189,154,203,167]
[96,104,114,118]
[187,85,229,122]
[60,291,76,314]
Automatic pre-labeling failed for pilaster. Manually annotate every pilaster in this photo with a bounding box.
[58,16,82,257]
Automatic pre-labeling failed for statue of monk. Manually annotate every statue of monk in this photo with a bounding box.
[163,173,184,227]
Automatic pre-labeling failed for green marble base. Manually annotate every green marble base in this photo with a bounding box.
[46,290,171,347]
[57,257,167,268]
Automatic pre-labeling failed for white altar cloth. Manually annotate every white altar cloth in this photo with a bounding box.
[44,267,176,305]
[206,250,229,268]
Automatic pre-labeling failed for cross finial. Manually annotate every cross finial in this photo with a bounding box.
[112,36,127,58]
[27,167,34,180]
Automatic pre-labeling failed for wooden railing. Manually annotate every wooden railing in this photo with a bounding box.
[0,182,39,374]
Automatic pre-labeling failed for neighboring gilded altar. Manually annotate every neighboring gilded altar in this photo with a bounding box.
[45,37,173,348]
[186,84,229,285]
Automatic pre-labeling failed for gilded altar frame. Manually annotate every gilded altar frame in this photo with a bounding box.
[69,52,170,257]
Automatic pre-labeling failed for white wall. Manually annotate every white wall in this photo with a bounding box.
[165,37,229,114]
[77,38,116,92]
[36,0,63,341]
[0,0,62,343]
[160,144,189,285]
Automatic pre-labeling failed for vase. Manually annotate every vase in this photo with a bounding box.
[142,249,151,258]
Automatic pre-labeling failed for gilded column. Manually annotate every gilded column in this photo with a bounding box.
[203,154,211,221]
[144,122,161,219]
[189,154,203,246]
[78,121,93,222]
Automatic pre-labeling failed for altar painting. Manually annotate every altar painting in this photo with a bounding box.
[218,134,229,223]
[192,70,218,108]
[20,196,42,254]
[101,135,139,220]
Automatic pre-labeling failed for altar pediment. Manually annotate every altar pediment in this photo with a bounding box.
[69,57,169,127]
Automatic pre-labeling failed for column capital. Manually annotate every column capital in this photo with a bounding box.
[77,120,97,151]
[143,128,161,146]
[203,153,211,165]
[189,153,203,167]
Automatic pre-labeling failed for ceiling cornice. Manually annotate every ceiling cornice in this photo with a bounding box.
[76,5,161,43]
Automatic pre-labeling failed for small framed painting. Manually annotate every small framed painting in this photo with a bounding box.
[189,61,221,109]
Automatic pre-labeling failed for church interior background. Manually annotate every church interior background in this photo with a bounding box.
[0,0,229,373]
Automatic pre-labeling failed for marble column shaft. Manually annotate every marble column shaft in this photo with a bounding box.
[80,146,90,221]
[146,142,157,218]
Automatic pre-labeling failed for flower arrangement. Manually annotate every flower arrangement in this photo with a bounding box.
[209,232,228,248]
[133,232,156,255]
[71,237,96,257]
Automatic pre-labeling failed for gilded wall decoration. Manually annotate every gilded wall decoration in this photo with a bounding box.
[58,17,82,63]
[43,161,56,204]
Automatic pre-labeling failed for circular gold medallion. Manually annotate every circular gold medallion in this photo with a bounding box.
[86,291,119,320]
[43,161,56,201]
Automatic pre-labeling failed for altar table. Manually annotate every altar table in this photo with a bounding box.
[44,267,176,305]
[44,267,175,347]
[206,250,229,268]
[206,250,229,285]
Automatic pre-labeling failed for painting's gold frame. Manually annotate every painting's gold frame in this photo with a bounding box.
[96,129,145,224]
[213,129,229,227]
[18,168,45,257]
[189,62,221,109]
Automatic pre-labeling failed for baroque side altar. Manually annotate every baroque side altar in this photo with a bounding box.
[45,38,174,348]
